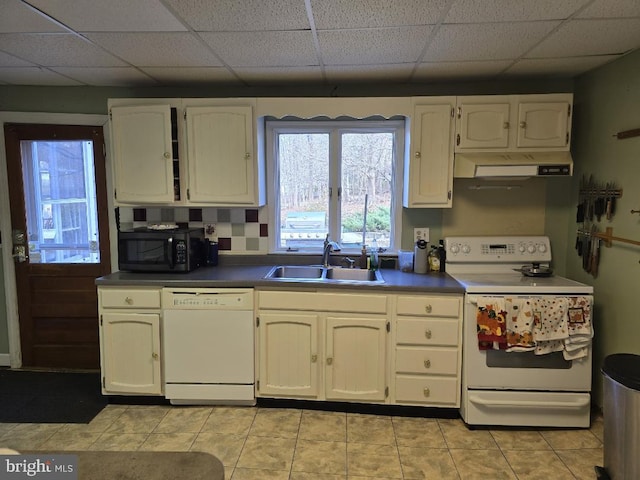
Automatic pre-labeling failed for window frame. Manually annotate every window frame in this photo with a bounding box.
[266,118,405,254]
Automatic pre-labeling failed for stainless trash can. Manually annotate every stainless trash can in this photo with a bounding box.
[599,353,640,480]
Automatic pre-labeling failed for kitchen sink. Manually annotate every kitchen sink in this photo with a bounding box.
[266,265,324,279]
[264,265,384,283]
[325,268,383,282]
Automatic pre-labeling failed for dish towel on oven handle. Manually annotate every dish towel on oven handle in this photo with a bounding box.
[476,297,507,350]
[563,296,593,360]
[505,297,536,352]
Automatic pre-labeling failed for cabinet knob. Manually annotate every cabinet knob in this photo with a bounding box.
[503,122,510,129]
[326,357,333,365]
[424,359,431,369]
[311,354,318,363]
[124,297,133,305]
[423,387,430,398]
[414,151,421,158]
[519,121,527,128]
[152,353,159,360]
[424,329,432,339]
[245,152,251,159]
[163,152,171,159]
[425,304,432,314]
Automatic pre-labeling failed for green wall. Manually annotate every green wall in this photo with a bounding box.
[570,49,640,407]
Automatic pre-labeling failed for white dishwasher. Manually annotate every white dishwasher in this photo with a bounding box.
[162,288,255,405]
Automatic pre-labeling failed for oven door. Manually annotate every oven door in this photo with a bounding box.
[463,294,592,392]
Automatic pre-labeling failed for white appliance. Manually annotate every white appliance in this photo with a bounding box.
[162,288,255,405]
[445,236,594,427]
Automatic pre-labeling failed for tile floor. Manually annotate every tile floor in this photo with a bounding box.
[0,404,604,479]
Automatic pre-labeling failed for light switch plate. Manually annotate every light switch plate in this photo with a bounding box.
[414,227,430,243]
[204,223,218,241]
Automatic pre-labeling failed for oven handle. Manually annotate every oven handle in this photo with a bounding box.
[469,395,590,409]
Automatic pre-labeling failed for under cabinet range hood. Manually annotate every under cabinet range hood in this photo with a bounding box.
[454,152,573,178]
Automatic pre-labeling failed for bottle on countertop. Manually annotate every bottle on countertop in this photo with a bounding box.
[428,245,440,272]
[438,239,446,273]
[369,239,379,271]
[359,245,368,269]
[414,239,428,274]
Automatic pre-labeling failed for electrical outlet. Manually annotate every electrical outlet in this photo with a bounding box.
[414,227,430,243]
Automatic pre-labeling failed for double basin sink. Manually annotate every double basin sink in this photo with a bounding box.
[265,265,384,283]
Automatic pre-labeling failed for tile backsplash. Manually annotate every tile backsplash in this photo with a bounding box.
[117,207,269,253]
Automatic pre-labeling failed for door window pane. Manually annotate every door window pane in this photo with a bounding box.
[277,133,329,250]
[20,140,100,263]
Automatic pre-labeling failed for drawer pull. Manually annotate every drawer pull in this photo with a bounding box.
[152,352,159,360]
[425,304,432,314]
[424,329,432,339]
[424,359,431,369]
[326,357,333,366]
[124,297,133,305]
[311,354,318,363]
[423,387,430,398]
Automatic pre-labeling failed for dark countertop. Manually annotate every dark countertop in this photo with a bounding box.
[96,264,464,294]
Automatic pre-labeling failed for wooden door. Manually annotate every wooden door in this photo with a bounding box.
[4,123,111,369]
[325,316,387,401]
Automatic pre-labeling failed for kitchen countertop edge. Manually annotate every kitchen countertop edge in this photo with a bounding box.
[95,265,464,294]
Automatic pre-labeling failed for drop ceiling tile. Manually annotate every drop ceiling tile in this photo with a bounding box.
[423,22,559,62]
[27,0,187,32]
[0,50,34,67]
[85,32,223,67]
[311,0,450,29]
[141,67,238,84]
[527,18,640,57]
[234,66,323,84]
[413,60,512,80]
[163,0,309,31]
[444,0,588,23]
[576,0,640,18]
[325,63,414,82]
[0,66,83,85]
[50,67,159,86]
[0,0,66,33]
[200,31,317,67]
[318,26,432,65]
[504,55,622,76]
[0,33,127,66]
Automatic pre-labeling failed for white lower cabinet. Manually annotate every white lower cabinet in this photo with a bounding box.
[256,289,390,403]
[98,287,163,395]
[392,294,462,407]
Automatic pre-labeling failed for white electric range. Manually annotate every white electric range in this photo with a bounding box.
[445,236,594,428]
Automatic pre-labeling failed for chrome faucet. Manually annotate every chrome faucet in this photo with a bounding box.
[322,235,341,268]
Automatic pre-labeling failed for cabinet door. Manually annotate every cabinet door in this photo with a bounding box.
[517,102,570,148]
[405,102,455,208]
[185,105,255,204]
[325,316,387,401]
[456,100,510,150]
[100,312,161,395]
[258,312,320,397]
[110,105,175,204]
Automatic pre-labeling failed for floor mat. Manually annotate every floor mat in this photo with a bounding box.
[0,370,107,424]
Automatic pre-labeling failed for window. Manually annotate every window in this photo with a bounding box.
[20,140,100,263]
[267,119,404,253]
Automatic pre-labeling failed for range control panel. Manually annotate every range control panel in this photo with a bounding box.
[445,236,552,263]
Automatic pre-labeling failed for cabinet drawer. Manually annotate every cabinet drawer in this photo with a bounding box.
[100,288,161,309]
[396,296,460,317]
[395,375,458,405]
[258,290,387,314]
[395,347,458,375]
[396,318,459,346]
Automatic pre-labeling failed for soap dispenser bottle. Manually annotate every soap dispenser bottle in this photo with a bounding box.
[359,245,368,269]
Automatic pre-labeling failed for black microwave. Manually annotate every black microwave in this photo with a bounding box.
[118,228,205,272]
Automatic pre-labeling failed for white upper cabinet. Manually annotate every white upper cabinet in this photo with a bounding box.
[185,105,256,205]
[110,104,176,204]
[455,93,572,152]
[404,98,455,208]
